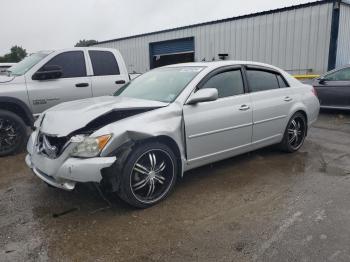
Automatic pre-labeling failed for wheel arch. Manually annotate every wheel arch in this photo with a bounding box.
[0,97,34,128]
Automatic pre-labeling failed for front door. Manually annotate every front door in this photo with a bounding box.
[314,67,350,108]
[27,51,92,114]
[183,67,253,167]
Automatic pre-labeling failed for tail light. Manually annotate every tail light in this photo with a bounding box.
[311,86,318,97]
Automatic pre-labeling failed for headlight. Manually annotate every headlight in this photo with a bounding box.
[70,134,112,158]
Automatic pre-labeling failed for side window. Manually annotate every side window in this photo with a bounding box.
[277,75,289,88]
[40,51,86,78]
[246,70,280,92]
[201,70,244,98]
[89,51,120,76]
[324,67,350,81]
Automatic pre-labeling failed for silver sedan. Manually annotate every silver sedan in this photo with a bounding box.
[26,61,320,208]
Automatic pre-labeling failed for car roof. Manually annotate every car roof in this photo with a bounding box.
[31,47,118,54]
[164,60,283,71]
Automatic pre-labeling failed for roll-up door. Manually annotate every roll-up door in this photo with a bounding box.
[150,37,195,69]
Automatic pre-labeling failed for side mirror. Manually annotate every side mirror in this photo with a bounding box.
[187,88,218,105]
[32,65,62,80]
[318,77,326,84]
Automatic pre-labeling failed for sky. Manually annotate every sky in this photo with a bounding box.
[0,0,315,55]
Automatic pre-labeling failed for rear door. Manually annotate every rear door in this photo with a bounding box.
[183,66,253,166]
[313,67,350,108]
[88,50,128,96]
[27,50,92,114]
[245,66,294,146]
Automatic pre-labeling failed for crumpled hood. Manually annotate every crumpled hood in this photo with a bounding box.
[0,75,15,83]
[39,96,168,136]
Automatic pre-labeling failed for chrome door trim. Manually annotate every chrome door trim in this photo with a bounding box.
[253,115,287,125]
[320,105,350,110]
[187,142,251,163]
[251,134,282,145]
[188,123,252,139]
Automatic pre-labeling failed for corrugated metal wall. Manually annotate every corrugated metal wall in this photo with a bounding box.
[336,3,350,68]
[95,2,333,74]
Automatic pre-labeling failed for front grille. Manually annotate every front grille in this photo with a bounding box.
[36,133,69,159]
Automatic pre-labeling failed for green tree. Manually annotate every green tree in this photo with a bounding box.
[75,39,98,47]
[0,46,27,62]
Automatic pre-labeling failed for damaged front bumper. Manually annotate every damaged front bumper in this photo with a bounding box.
[26,131,116,190]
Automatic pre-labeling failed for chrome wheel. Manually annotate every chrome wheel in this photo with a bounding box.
[0,118,19,153]
[130,149,175,203]
[287,116,305,150]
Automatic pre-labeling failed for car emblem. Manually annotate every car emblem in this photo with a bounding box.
[37,134,58,158]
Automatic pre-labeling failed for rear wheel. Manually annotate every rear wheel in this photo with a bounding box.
[280,112,307,153]
[116,142,177,208]
[0,110,27,157]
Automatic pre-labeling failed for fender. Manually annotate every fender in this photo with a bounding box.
[0,96,34,127]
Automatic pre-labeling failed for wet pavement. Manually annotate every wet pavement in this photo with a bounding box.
[1,111,350,262]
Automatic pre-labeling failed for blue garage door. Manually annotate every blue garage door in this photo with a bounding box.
[150,37,195,68]
[150,37,194,56]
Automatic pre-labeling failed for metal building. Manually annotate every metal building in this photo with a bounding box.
[95,0,350,75]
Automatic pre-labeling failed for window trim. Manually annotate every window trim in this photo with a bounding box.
[243,65,290,93]
[88,50,120,76]
[37,51,87,79]
[196,65,247,99]
[323,67,350,82]
[276,74,289,88]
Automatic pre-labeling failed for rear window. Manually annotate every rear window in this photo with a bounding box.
[89,50,120,76]
[246,70,287,92]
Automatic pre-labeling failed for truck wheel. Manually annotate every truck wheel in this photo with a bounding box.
[116,141,178,208]
[0,110,27,157]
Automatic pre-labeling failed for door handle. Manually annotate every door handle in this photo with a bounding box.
[75,83,89,88]
[115,80,126,85]
[239,104,250,111]
[284,96,293,102]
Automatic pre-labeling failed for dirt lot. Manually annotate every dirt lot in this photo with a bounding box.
[1,111,350,262]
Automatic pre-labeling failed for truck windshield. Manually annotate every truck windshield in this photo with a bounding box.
[7,52,51,76]
[114,67,204,103]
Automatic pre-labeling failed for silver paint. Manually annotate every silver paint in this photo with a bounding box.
[26,61,320,189]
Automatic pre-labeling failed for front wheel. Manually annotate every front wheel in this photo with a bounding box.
[280,112,307,153]
[116,142,178,208]
[0,110,27,157]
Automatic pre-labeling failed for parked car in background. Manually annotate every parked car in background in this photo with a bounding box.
[0,47,130,156]
[26,61,320,208]
[0,63,16,75]
[312,65,350,110]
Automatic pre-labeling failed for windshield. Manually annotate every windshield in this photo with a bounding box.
[8,52,50,76]
[114,66,204,103]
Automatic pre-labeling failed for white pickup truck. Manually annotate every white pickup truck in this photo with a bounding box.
[0,47,131,156]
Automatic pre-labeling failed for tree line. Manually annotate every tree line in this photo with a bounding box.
[0,40,98,63]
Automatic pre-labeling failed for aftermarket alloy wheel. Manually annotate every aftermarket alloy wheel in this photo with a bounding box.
[280,112,307,153]
[117,142,178,208]
[0,110,27,157]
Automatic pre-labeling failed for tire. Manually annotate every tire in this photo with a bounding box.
[116,141,178,208]
[279,112,307,153]
[0,110,28,157]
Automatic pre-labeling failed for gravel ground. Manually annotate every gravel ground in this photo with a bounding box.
[1,110,350,262]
